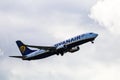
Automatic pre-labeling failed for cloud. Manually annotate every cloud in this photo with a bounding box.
[0,49,4,56]
[90,0,120,35]
[0,0,99,80]
[1,57,120,80]
[0,0,120,80]
[0,0,98,54]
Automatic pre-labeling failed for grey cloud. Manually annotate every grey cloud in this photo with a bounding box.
[0,0,120,80]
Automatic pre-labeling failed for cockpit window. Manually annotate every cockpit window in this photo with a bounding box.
[89,33,93,34]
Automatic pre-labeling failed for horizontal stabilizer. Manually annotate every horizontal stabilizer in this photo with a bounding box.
[9,56,23,58]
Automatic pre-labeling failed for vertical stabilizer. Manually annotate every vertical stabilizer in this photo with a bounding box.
[16,40,35,56]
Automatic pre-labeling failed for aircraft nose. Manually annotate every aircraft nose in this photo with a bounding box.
[95,33,98,37]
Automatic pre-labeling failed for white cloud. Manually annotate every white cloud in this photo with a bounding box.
[0,0,98,79]
[90,0,120,35]
[1,58,120,80]
[1,0,120,80]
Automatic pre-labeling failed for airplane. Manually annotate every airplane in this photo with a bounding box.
[9,32,98,60]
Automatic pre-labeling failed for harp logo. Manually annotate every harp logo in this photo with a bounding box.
[20,46,26,53]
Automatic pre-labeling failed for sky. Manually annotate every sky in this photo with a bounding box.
[0,0,120,80]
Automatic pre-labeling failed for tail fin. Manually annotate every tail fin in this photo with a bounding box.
[16,40,35,56]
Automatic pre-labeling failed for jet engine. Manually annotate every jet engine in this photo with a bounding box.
[68,46,80,53]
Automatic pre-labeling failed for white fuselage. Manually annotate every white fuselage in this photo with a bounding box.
[25,32,98,59]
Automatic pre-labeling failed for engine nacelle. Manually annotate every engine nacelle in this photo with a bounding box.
[68,47,80,53]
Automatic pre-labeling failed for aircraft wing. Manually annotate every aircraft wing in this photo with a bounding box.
[26,45,56,50]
